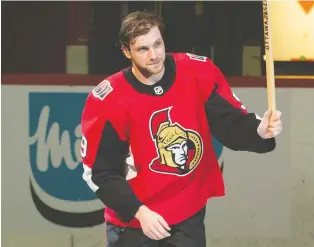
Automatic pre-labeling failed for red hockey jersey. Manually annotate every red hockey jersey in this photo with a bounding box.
[81,53,275,228]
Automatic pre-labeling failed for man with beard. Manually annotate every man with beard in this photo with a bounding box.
[80,11,283,247]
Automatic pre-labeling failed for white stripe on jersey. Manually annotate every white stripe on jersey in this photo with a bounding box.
[82,164,99,192]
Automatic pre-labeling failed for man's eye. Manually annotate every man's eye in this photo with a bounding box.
[155,41,162,47]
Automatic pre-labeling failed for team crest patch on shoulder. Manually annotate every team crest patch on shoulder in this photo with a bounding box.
[148,107,203,176]
[92,80,113,100]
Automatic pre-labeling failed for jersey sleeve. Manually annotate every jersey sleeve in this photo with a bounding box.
[187,53,276,153]
[81,90,143,222]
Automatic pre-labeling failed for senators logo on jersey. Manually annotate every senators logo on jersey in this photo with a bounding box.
[149,107,203,176]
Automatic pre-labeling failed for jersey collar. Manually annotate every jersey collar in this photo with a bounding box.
[123,54,176,96]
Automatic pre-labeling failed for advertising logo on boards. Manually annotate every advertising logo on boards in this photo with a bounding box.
[29,92,104,228]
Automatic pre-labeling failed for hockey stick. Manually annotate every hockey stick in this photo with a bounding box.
[262,0,276,112]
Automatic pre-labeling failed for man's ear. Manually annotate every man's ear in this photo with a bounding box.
[122,46,131,59]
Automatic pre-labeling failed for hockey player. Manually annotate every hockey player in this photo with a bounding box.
[80,11,282,247]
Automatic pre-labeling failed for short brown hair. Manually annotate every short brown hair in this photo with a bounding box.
[118,11,164,49]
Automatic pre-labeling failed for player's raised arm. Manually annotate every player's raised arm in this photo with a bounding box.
[194,55,279,153]
[80,88,143,222]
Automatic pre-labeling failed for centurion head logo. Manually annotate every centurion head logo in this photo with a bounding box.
[148,107,203,176]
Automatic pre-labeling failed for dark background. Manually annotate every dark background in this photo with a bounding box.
[2,1,313,76]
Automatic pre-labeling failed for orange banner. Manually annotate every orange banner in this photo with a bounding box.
[298,0,314,14]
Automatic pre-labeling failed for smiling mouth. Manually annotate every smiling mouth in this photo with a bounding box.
[149,61,160,65]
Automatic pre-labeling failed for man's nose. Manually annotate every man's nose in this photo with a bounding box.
[148,48,157,60]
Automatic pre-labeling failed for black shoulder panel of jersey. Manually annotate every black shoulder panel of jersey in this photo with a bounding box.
[206,84,276,153]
